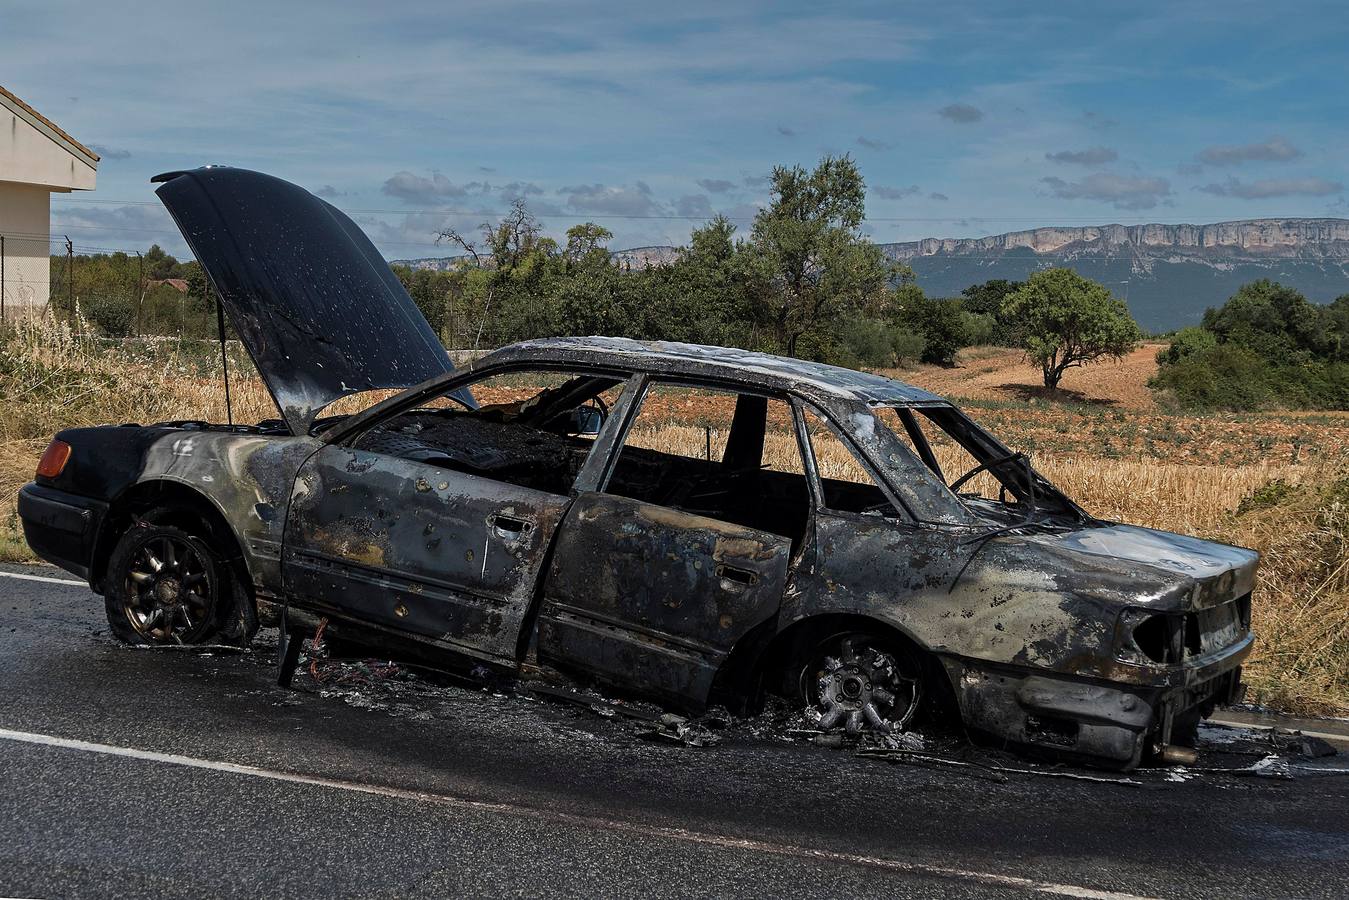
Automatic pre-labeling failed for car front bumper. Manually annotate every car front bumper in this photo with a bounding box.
[942,646,1249,769]
[17,482,107,583]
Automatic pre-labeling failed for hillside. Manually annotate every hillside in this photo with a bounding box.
[392,217,1349,333]
[888,218,1349,333]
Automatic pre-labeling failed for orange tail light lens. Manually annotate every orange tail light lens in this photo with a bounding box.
[36,440,72,479]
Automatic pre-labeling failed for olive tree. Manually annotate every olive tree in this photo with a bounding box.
[1002,268,1142,390]
[748,155,896,357]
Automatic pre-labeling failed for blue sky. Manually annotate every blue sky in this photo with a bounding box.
[5,0,1348,259]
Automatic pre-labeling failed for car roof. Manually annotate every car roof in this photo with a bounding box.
[479,336,947,406]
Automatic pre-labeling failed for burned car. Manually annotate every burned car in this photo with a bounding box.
[19,167,1256,770]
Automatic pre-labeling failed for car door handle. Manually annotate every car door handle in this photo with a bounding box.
[716,564,759,588]
[491,515,533,538]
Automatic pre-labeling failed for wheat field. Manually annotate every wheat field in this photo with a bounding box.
[1,317,1344,713]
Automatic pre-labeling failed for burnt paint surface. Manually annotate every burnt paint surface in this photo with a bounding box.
[283,445,570,661]
[137,430,322,596]
[539,492,791,708]
[27,334,1262,768]
[153,167,460,434]
[791,510,1256,683]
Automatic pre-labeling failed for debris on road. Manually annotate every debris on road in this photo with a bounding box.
[1295,735,1338,759]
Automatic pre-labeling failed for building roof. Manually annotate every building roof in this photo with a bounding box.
[0,84,100,164]
[484,336,947,405]
[147,278,190,293]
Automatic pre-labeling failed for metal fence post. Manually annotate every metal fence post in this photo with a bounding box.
[135,250,143,336]
[1,234,6,320]
[65,236,74,318]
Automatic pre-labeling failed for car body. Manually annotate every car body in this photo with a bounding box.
[19,168,1256,770]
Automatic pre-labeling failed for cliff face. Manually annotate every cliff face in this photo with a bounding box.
[883,218,1349,260]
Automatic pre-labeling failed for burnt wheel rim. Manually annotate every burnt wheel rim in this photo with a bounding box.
[121,536,216,644]
[803,636,921,735]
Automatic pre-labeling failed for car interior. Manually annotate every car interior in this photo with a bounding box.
[353,372,623,495]
[603,388,812,549]
[352,372,815,549]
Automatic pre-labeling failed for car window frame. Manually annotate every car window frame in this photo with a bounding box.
[594,374,808,499]
[794,399,917,525]
[321,360,637,449]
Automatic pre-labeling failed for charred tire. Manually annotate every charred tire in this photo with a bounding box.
[104,514,256,647]
[796,631,924,735]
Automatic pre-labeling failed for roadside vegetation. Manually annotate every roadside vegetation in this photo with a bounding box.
[1151,280,1349,411]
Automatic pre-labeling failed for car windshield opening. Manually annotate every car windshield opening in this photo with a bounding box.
[875,405,1076,523]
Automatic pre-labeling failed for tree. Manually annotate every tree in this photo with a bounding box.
[889,287,965,366]
[657,215,758,346]
[563,223,614,269]
[961,278,1026,346]
[1002,268,1142,390]
[1201,279,1331,362]
[748,155,896,357]
[437,200,555,349]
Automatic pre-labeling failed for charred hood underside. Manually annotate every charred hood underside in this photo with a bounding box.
[152,166,461,435]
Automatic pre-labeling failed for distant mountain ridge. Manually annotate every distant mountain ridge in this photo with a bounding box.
[392,217,1349,332]
[883,218,1349,261]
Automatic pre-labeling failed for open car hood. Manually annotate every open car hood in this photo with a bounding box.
[154,166,459,434]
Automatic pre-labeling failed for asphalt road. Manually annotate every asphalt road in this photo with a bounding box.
[0,563,1347,899]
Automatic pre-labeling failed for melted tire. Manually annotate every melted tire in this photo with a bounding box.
[104,516,255,647]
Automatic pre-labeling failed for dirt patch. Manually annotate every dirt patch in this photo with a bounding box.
[885,343,1167,410]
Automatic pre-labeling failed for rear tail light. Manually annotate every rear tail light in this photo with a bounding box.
[36,440,72,479]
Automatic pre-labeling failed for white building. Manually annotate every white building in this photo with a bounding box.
[0,85,99,315]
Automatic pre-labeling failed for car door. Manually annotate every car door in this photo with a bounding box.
[537,380,804,707]
[283,445,570,661]
[281,366,628,663]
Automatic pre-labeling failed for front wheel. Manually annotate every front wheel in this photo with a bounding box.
[105,522,230,646]
[797,633,924,735]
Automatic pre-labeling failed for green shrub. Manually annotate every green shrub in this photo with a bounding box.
[1153,281,1349,411]
[890,330,926,365]
[1149,344,1273,411]
[81,296,136,337]
[1237,478,1297,515]
[1156,326,1216,365]
[836,317,899,368]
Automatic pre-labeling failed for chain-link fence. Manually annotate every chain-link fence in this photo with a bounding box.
[0,232,222,337]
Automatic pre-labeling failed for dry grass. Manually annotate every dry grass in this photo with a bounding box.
[1,319,1344,714]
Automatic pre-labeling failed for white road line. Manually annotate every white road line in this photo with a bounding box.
[1207,716,1349,746]
[0,726,1156,900]
[0,571,85,587]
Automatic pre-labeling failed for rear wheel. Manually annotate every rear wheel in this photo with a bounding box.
[104,517,250,646]
[798,632,923,735]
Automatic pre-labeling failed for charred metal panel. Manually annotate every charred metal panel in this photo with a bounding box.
[789,510,1256,686]
[283,445,569,661]
[496,337,946,405]
[942,658,1153,767]
[136,430,323,597]
[538,492,791,707]
[153,167,459,434]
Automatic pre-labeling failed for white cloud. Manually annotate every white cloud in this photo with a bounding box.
[1197,136,1301,166]
[1198,176,1342,199]
[1040,173,1171,209]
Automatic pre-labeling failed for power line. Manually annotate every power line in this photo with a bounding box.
[50,195,1343,226]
